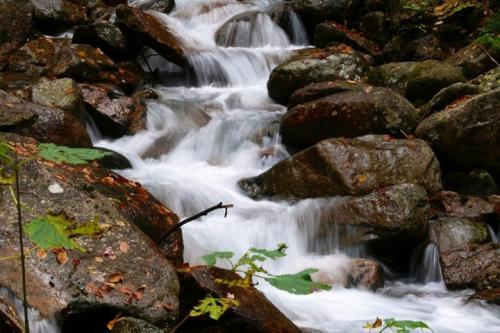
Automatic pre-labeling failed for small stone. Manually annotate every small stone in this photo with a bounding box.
[48,183,64,194]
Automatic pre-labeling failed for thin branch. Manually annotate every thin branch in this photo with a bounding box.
[14,152,30,333]
[159,202,233,244]
[169,312,190,333]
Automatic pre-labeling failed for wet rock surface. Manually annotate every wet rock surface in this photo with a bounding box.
[177,266,302,333]
[267,45,372,104]
[281,87,419,148]
[240,135,442,199]
[416,88,500,180]
[287,80,369,108]
[0,133,182,327]
[429,218,491,253]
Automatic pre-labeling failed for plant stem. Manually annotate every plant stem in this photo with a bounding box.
[169,313,190,333]
[14,151,30,333]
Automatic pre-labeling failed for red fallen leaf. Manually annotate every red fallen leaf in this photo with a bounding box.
[119,241,129,253]
[161,303,176,311]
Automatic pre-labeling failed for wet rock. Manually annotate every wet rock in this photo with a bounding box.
[0,90,91,147]
[80,83,147,137]
[239,135,442,199]
[73,22,137,60]
[116,5,186,67]
[314,21,380,56]
[177,266,301,333]
[0,133,182,327]
[318,184,430,246]
[7,37,71,76]
[368,60,466,103]
[0,295,24,333]
[111,317,163,333]
[347,259,385,291]
[360,11,390,47]
[136,0,175,14]
[32,78,84,115]
[289,0,361,34]
[446,43,500,79]
[32,0,87,27]
[429,218,491,253]
[93,147,132,170]
[268,45,372,104]
[51,44,144,92]
[288,80,369,108]
[471,66,500,92]
[440,243,500,290]
[402,34,452,61]
[430,191,496,218]
[470,289,500,305]
[416,88,500,180]
[457,169,499,196]
[420,83,480,117]
[0,72,41,92]
[0,0,34,68]
[215,10,289,47]
[281,87,419,148]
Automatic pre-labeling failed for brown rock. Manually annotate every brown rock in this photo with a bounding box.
[116,5,186,67]
[282,87,418,148]
[177,266,301,333]
[0,133,182,328]
[239,135,442,199]
[32,0,87,26]
[429,218,491,253]
[80,83,147,137]
[348,259,385,291]
[288,80,368,108]
[430,191,495,218]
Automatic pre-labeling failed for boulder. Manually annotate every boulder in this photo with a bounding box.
[446,43,500,79]
[80,83,147,137]
[0,72,41,92]
[268,45,372,104]
[32,78,84,114]
[239,135,442,199]
[470,289,500,306]
[0,90,91,147]
[73,22,137,60]
[429,218,491,253]
[440,243,500,290]
[50,43,144,92]
[430,191,496,218]
[314,21,380,56]
[456,169,499,196]
[317,184,430,243]
[347,259,385,291]
[281,87,419,148]
[7,37,71,76]
[177,266,301,333]
[401,34,451,61]
[415,88,500,180]
[368,60,466,103]
[288,0,361,34]
[360,11,390,47]
[0,295,23,333]
[0,0,34,68]
[116,5,186,67]
[471,66,500,92]
[420,82,480,117]
[0,133,182,328]
[288,80,369,108]
[32,0,87,27]
[215,11,289,47]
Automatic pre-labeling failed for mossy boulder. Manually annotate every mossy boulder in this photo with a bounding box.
[429,218,491,253]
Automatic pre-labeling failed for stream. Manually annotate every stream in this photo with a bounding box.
[84,0,500,332]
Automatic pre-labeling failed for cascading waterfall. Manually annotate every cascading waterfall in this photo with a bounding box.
[83,0,500,332]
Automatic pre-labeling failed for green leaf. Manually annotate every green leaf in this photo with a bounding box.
[189,295,239,320]
[25,217,84,251]
[201,251,234,267]
[264,268,332,295]
[24,213,102,252]
[38,143,112,165]
[384,318,430,329]
[249,246,287,260]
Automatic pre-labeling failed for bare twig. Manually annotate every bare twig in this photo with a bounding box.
[14,151,30,333]
[160,202,234,243]
[168,312,190,333]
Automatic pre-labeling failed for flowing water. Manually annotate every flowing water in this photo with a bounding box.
[68,0,500,332]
